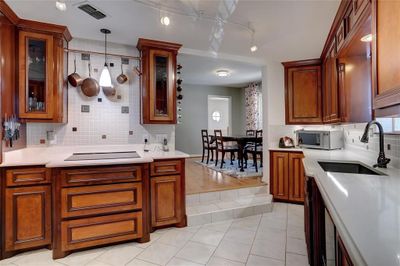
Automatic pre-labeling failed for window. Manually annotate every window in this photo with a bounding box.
[376,117,400,134]
[212,111,221,122]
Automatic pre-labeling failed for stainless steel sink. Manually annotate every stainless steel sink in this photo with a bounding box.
[318,161,386,176]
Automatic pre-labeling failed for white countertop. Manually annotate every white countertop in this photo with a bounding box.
[302,148,400,266]
[0,144,189,168]
[268,145,303,152]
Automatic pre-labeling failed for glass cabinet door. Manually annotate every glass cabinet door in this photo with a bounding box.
[149,49,174,122]
[19,31,54,119]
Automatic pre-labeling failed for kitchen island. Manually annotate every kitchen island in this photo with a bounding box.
[302,148,400,266]
[0,145,189,260]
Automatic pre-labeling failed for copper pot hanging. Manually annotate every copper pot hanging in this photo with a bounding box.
[68,58,83,87]
[81,61,100,97]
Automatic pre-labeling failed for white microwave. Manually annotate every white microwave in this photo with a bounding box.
[296,130,343,150]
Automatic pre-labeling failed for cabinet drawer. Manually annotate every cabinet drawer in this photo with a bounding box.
[60,165,142,187]
[6,167,51,187]
[61,212,143,251]
[61,183,142,218]
[150,160,181,176]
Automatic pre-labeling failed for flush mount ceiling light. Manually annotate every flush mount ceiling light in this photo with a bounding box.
[160,16,170,26]
[361,33,373,42]
[99,28,113,88]
[55,0,67,11]
[216,70,230,77]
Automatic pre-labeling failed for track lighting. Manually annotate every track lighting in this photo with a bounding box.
[55,0,67,11]
[250,29,257,53]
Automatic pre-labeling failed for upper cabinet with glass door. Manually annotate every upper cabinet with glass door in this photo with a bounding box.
[137,38,182,124]
[18,23,71,122]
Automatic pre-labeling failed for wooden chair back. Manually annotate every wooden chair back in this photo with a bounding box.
[201,129,210,148]
[246,130,256,136]
[214,130,224,151]
[255,130,263,151]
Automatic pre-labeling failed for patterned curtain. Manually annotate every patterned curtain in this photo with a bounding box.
[245,82,262,130]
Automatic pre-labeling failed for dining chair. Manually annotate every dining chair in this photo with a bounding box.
[246,130,256,136]
[201,129,216,164]
[244,129,263,172]
[214,130,239,168]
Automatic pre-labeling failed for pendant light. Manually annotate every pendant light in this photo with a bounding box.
[99,28,113,88]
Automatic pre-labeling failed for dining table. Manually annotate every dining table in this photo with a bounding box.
[209,135,263,172]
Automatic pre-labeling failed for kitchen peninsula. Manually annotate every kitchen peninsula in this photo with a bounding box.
[0,145,188,260]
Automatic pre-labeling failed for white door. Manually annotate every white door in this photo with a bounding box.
[208,96,231,135]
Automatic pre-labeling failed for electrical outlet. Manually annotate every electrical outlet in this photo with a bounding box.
[142,134,149,143]
[156,134,168,143]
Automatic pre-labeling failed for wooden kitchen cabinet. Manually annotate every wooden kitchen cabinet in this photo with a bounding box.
[52,164,150,259]
[305,176,354,266]
[323,42,341,123]
[4,185,52,253]
[372,0,400,115]
[137,39,182,124]
[17,22,70,122]
[288,152,305,202]
[270,151,304,203]
[151,175,182,227]
[337,235,354,266]
[283,60,323,125]
[150,159,186,229]
[271,151,288,201]
[1,166,52,259]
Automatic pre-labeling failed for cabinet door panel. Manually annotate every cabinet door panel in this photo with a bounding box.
[373,0,400,110]
[18,31,54,119]
[288,153,305,203]
[286,65,322,124]
[5,186,51,251]
[151,175,182,227]
[323,43,340,123]
[271,152,289,200]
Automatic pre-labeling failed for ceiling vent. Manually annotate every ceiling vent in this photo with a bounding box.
[78,3,106,20]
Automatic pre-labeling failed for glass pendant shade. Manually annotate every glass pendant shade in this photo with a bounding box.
[100,63,112,87]
[99,29,112,88]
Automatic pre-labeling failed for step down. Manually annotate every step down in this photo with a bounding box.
[186,186,273,226]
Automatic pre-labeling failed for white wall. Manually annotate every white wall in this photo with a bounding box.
[26,38,175,147]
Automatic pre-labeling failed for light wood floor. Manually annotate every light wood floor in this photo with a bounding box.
[185,157,265,195]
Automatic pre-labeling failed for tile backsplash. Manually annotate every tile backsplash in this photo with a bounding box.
[269,123,400,169]
[342,123,400,169]
[26,38,175,148]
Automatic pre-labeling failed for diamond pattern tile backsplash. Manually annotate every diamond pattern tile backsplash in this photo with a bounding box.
[26,38,175,147]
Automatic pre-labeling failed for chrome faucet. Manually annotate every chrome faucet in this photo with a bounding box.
[361,121,390,168]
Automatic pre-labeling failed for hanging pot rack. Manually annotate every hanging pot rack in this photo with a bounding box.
[64,48,140,61]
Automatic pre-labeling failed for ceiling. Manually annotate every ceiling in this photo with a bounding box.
[178,53,262,88]
[6,0,339,87]
[6,0,340,62]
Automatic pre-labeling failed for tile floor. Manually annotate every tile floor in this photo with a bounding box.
[0,203,308,266]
